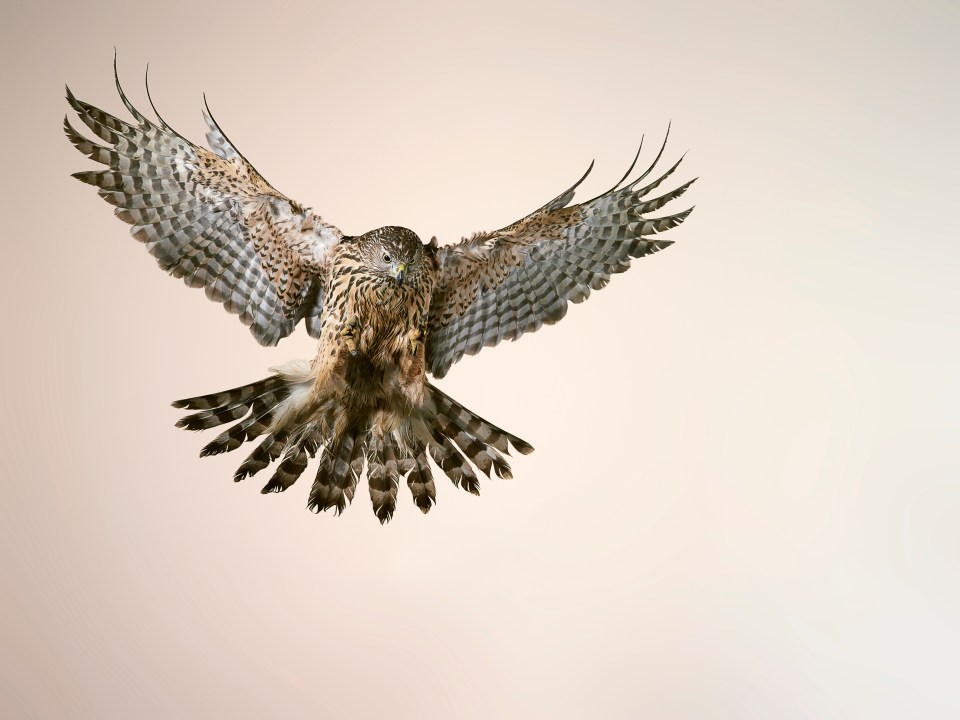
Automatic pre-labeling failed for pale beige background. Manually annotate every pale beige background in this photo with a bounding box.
[1,0,957,718]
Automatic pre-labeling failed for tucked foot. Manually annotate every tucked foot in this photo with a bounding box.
[408,325,424,355]
[341,315,362,356]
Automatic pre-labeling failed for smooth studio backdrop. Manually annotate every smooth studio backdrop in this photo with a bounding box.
[1,1,958,718]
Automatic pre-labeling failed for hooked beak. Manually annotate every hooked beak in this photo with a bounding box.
[391,263,406,285]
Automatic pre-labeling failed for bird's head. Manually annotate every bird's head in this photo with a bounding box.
[358,226,428,287]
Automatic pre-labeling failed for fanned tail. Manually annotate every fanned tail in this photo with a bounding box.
[173,368,533,522]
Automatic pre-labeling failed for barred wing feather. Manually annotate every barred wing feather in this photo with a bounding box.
[64,61,343,346]
[426,130,695,378]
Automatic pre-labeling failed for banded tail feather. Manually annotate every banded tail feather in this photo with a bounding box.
[234,432,286,482]
[308,432,365,516]
[405,451,436,514]
[260,424,319,495]
[172,367,533,522]
[424,385,534,457]
[366,432,400,524]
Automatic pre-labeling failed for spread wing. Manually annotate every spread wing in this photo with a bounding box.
[425,130,695,378]
[65,60,343,346]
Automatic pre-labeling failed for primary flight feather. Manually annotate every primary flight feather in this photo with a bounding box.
[65,60,694,523]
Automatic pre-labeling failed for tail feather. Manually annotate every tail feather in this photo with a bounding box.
[255,423,321,494]
[382,435,401,521]
[346,434,366,506]
[451,432,513,480]
[433,408,513,480]
[428,385,534,456]
[367,433,400,524]
[428,435,481,496]
[406,450,436,513]
[175,384,287,431]
[261,434,312,494]
[234,432,285,482]
[196,388,294,457]
[176,403,249,431]
[308,432,364,515]
[172,376,285,410]
[199,408,268,456]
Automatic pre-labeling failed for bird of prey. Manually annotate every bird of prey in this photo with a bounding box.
[65,62,694,523]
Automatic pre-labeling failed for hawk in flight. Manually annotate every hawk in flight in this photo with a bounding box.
[65,62,694,523]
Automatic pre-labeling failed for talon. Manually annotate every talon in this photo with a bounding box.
[408,326,424,354]
[341,315,362,356]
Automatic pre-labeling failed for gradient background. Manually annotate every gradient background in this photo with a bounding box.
[2,0,958,717]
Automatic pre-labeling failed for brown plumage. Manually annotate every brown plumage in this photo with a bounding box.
[66,60,695,523]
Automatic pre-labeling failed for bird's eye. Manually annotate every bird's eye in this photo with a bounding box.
[382,253,392,264]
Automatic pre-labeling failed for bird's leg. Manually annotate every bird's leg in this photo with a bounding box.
[397,322,427,406]
[341,314,362,356]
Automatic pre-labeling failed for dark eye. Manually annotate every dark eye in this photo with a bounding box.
[382,253,392,264]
